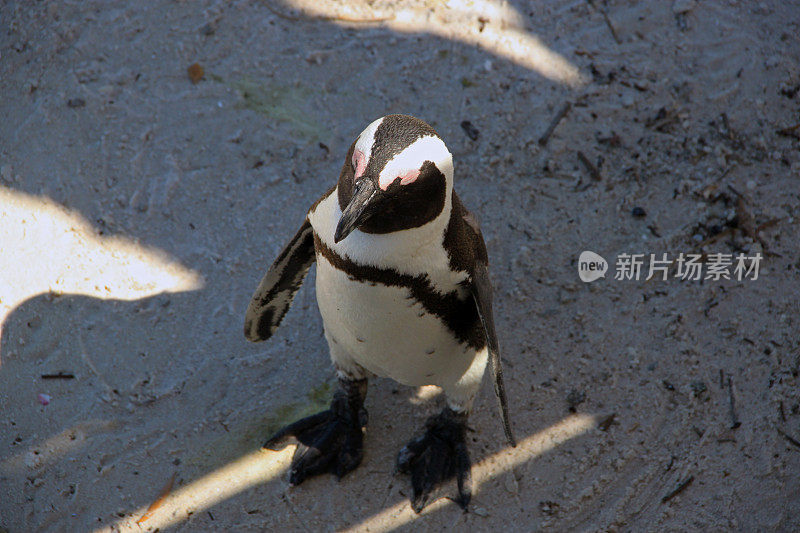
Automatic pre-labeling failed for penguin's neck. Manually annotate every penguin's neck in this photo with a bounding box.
[309,186,466,292]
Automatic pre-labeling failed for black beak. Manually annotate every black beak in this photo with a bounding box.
[334,179,378,243]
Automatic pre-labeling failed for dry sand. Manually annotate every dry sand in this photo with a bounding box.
[1,0,799,531]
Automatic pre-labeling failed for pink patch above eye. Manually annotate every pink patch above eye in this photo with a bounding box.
[352,150,367,178]
[379,168,420,190]
[399,168,420,185]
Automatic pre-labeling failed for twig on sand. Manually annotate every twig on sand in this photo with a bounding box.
[726,377,741,429]
[586,0,622,44]
[757,218,782,233]
[136,472,177,525]
[597,413,617,431]
[282,493,311,531]
[662,475,694,503]
[776,123,800,139]
[538,102,571,146]
[264,2,303,21]
[599,9,622,44]
[577,151,602,181]
[41,372,75,379]
[726,184,745,200]
[777,428,800,450]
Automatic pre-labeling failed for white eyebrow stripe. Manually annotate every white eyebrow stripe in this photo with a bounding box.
[355,117,384,170]
[377,135,445,189]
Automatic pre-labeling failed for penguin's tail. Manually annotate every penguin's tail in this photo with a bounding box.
[489,347,516,447]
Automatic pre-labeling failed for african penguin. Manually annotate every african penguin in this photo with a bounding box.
[244,114,514,513]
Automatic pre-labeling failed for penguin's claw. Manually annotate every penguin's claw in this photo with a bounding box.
[263,390,367,485]
[396,408,472,514]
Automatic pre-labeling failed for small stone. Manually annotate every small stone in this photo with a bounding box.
[621,93,635,107]
[24,451,42,468]
[627,346,638,359]
[473,507,490,517]
[187,63,204,84]
[460,120,479,141]
[67,98,86,108]
[632,206,647,218]
[540,500,560,516]
[672,0,695,13]
[690,381,707,397]
[129,190,148,212]
[566,389,586,412]
[306,51,324,65]
[503,472,519,494]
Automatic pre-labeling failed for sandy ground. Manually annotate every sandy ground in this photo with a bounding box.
[1,0,799,531]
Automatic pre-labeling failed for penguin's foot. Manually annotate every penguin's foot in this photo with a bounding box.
[263,381,368,485]
[396,407,472,513]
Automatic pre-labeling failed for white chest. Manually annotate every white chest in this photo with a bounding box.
[307,189,476,388]
[314,253,476,388]
[307,188,468,292]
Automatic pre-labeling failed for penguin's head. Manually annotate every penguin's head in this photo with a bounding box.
[334,114,454,243]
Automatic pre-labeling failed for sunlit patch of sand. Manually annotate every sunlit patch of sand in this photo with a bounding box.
[282,0,586,87]
[340,413,597,532]
[104,414,596,532]
[0,186,204,357]
[0,419,119,475]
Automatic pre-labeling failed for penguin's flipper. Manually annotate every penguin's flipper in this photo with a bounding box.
[244,218,316,341]
[470,260,516,447]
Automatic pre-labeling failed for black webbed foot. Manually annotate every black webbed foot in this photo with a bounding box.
[264,379,367,485]
[396,408,472,513]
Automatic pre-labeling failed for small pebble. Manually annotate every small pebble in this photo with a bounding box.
[566,389,586,412]
[690,381,707,397]
[187,63,204,84]
[632,206,647,218]
[37,393,51,406]
[540,500,560,515]
[503,472,519,494]
[672,0,695,13]
[460,120,480,141]
[67,98,85,108]
[621,94,634,107]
